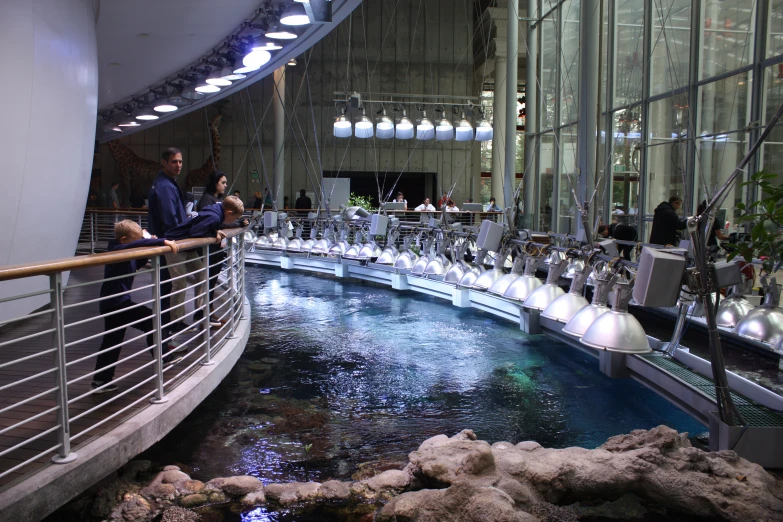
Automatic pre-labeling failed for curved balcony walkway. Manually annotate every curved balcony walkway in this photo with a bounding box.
[0,265,249,521]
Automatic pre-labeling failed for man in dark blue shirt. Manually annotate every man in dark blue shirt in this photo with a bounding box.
[148,147,186,335]
[93,220,181,393]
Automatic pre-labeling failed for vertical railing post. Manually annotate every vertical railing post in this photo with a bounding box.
[50,273,77,464]
[89,213,95,254]
[150,256,168,403]
[201,246,214,366]
[228,238,238,339]
[239,234,246,320]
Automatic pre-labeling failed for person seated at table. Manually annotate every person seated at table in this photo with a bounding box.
[437,191,449,209]
[445,200,460,212]
[414,198,436,211]
[393,192,408,210]
[598,223,637,260]
[485,197,501,212]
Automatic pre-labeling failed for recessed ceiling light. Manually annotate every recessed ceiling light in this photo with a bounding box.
[243,49,272,68]
[266,24,297,39]
[195,83,221,94]
[153,103,179,113]
[280,4,310,26]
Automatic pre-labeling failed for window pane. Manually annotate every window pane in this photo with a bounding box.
[650,0,691,96]
[615,0,645,106]
[645,94,689,226]
[538,133,556,231]
[701,0,754,79]
[609,108,642,227]
[761,65,783,192]
[558,126,578,233]
[560,0,581,125]
[540,15,558,130]
[768,0,783,59]
[699,72,750,137]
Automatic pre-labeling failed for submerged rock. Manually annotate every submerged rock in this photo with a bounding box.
[205,475,264,497]
[160,506,200,522]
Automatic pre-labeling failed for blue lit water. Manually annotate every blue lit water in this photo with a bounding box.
[148,266,703,485]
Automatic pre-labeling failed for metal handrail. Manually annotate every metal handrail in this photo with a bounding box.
[0,226,248,484]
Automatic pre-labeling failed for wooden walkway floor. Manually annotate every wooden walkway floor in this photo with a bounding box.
[0,265,235,490]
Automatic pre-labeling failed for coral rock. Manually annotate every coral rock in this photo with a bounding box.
[319,480,352,501]
[241,490,267,508]
[107,493,152,522]
[161,506,200,522]
[179,493,209,508]
[265,482,322,505]
[206,475,263,497]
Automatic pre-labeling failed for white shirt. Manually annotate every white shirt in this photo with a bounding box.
[415,203,436,211]
[445,205,460,212]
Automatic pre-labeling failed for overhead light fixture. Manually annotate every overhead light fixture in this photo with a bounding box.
[376,110,394,139]
[287,57,297,66]
[435,116,454,140]
[153,103,178,113]
[135,106,160,120]
[205,68,232,86]
[118,114,140,127]
[253,38,283,51]
[396,110,414,139]
[334,109,352,138]
[355,109,373,138]
[475,118,493,141]
[233,64,261,75]
[455,113,474,141]
[102,121,122,132]
[243,49,272,68]
[221,65,246,81]
[280,3,310,26]
[195,82,221,94]
[181,86,206,100]
[417,111,434,140]
[266,24,298,39]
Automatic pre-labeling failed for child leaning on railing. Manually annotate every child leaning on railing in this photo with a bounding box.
[92,220,181,394]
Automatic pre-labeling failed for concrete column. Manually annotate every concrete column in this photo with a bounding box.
[504,0,520,212]
[0,0,98,322]
[273,66,286,210]
[575,0,600,237]
[523,0,539,228]
[492,54,508,206]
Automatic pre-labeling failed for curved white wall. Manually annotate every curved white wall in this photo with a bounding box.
[0,0,98,319]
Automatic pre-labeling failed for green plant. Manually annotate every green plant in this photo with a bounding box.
[726,170,783,276]
[348,192,376,211]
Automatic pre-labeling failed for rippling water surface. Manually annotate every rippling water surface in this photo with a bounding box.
[146,267,703,488]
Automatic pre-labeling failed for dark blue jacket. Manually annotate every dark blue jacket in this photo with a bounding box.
[165,203,225,240]
[148,172,186,236]
[100,238,165,313]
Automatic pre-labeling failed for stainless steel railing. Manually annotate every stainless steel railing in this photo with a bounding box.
[0,229,246,484]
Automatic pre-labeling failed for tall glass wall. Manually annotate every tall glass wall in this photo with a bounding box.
[527,0,782,238]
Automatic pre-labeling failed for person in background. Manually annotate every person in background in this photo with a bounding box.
[284,196,290,209]
[148,147,187,335]
[264,188,273,207]
[252,191,263,209]
[295,189,312,210]
[164,196,246,332]
[129,186,147,209]
[465,198,474,204]
[445,200,460,212]
[109,181,120,210]
[649,196,687,246]
[598,223,638,260]
[437,191,449,209]
[92,220,182,394]
[414,198,436,211]
[486,197,501,212]
[697,200,729,247]
[233,190,241,199]
[394,192,408,210]
[199,171,227,210]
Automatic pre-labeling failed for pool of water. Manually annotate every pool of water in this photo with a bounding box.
[143,267,704,487]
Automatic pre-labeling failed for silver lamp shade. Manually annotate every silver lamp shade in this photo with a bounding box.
[734,307,783,345]
[424,254,451,275]
[343,244,362,258]
[774,335,783,356]
[358,244,381,259]
[444,261,472,284]
[458,266,483,287]
[580,280,651,354]
[716,295,755,329]
[503,255,543,301]
[563,258,585,279]
[411,255,431,275]
[562,273,619,337]
[488,255,525,296]
[541,266,592,323]
[472,268,504,290]
[393,251,418,270]
[255,235,272,248]
[311,238,332,254]
[376,246,399,265]
[272,236,289,249]
[523,257,569,311]
[300,239,315,252]
[287,238,303,252]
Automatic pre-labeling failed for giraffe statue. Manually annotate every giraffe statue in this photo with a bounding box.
[107,113,222,201]
[186,113,222,189]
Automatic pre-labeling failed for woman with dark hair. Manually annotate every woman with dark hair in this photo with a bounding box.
[197,171,228,211]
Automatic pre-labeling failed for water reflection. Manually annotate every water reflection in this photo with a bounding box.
[147,267,703,484]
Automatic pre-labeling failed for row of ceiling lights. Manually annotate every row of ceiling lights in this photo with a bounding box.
[334,109,494,141]
[101,1,311,132]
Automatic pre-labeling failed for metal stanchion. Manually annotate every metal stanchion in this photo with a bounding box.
[201,248,214,366]
[150,257,168,403]
[228,238,238,339]
[90,213,95,254]
[239,234,246,321]
[50,273,77,464]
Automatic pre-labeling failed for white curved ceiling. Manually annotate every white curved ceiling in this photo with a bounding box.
[96,0,362,141]
[97,0,262,107]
